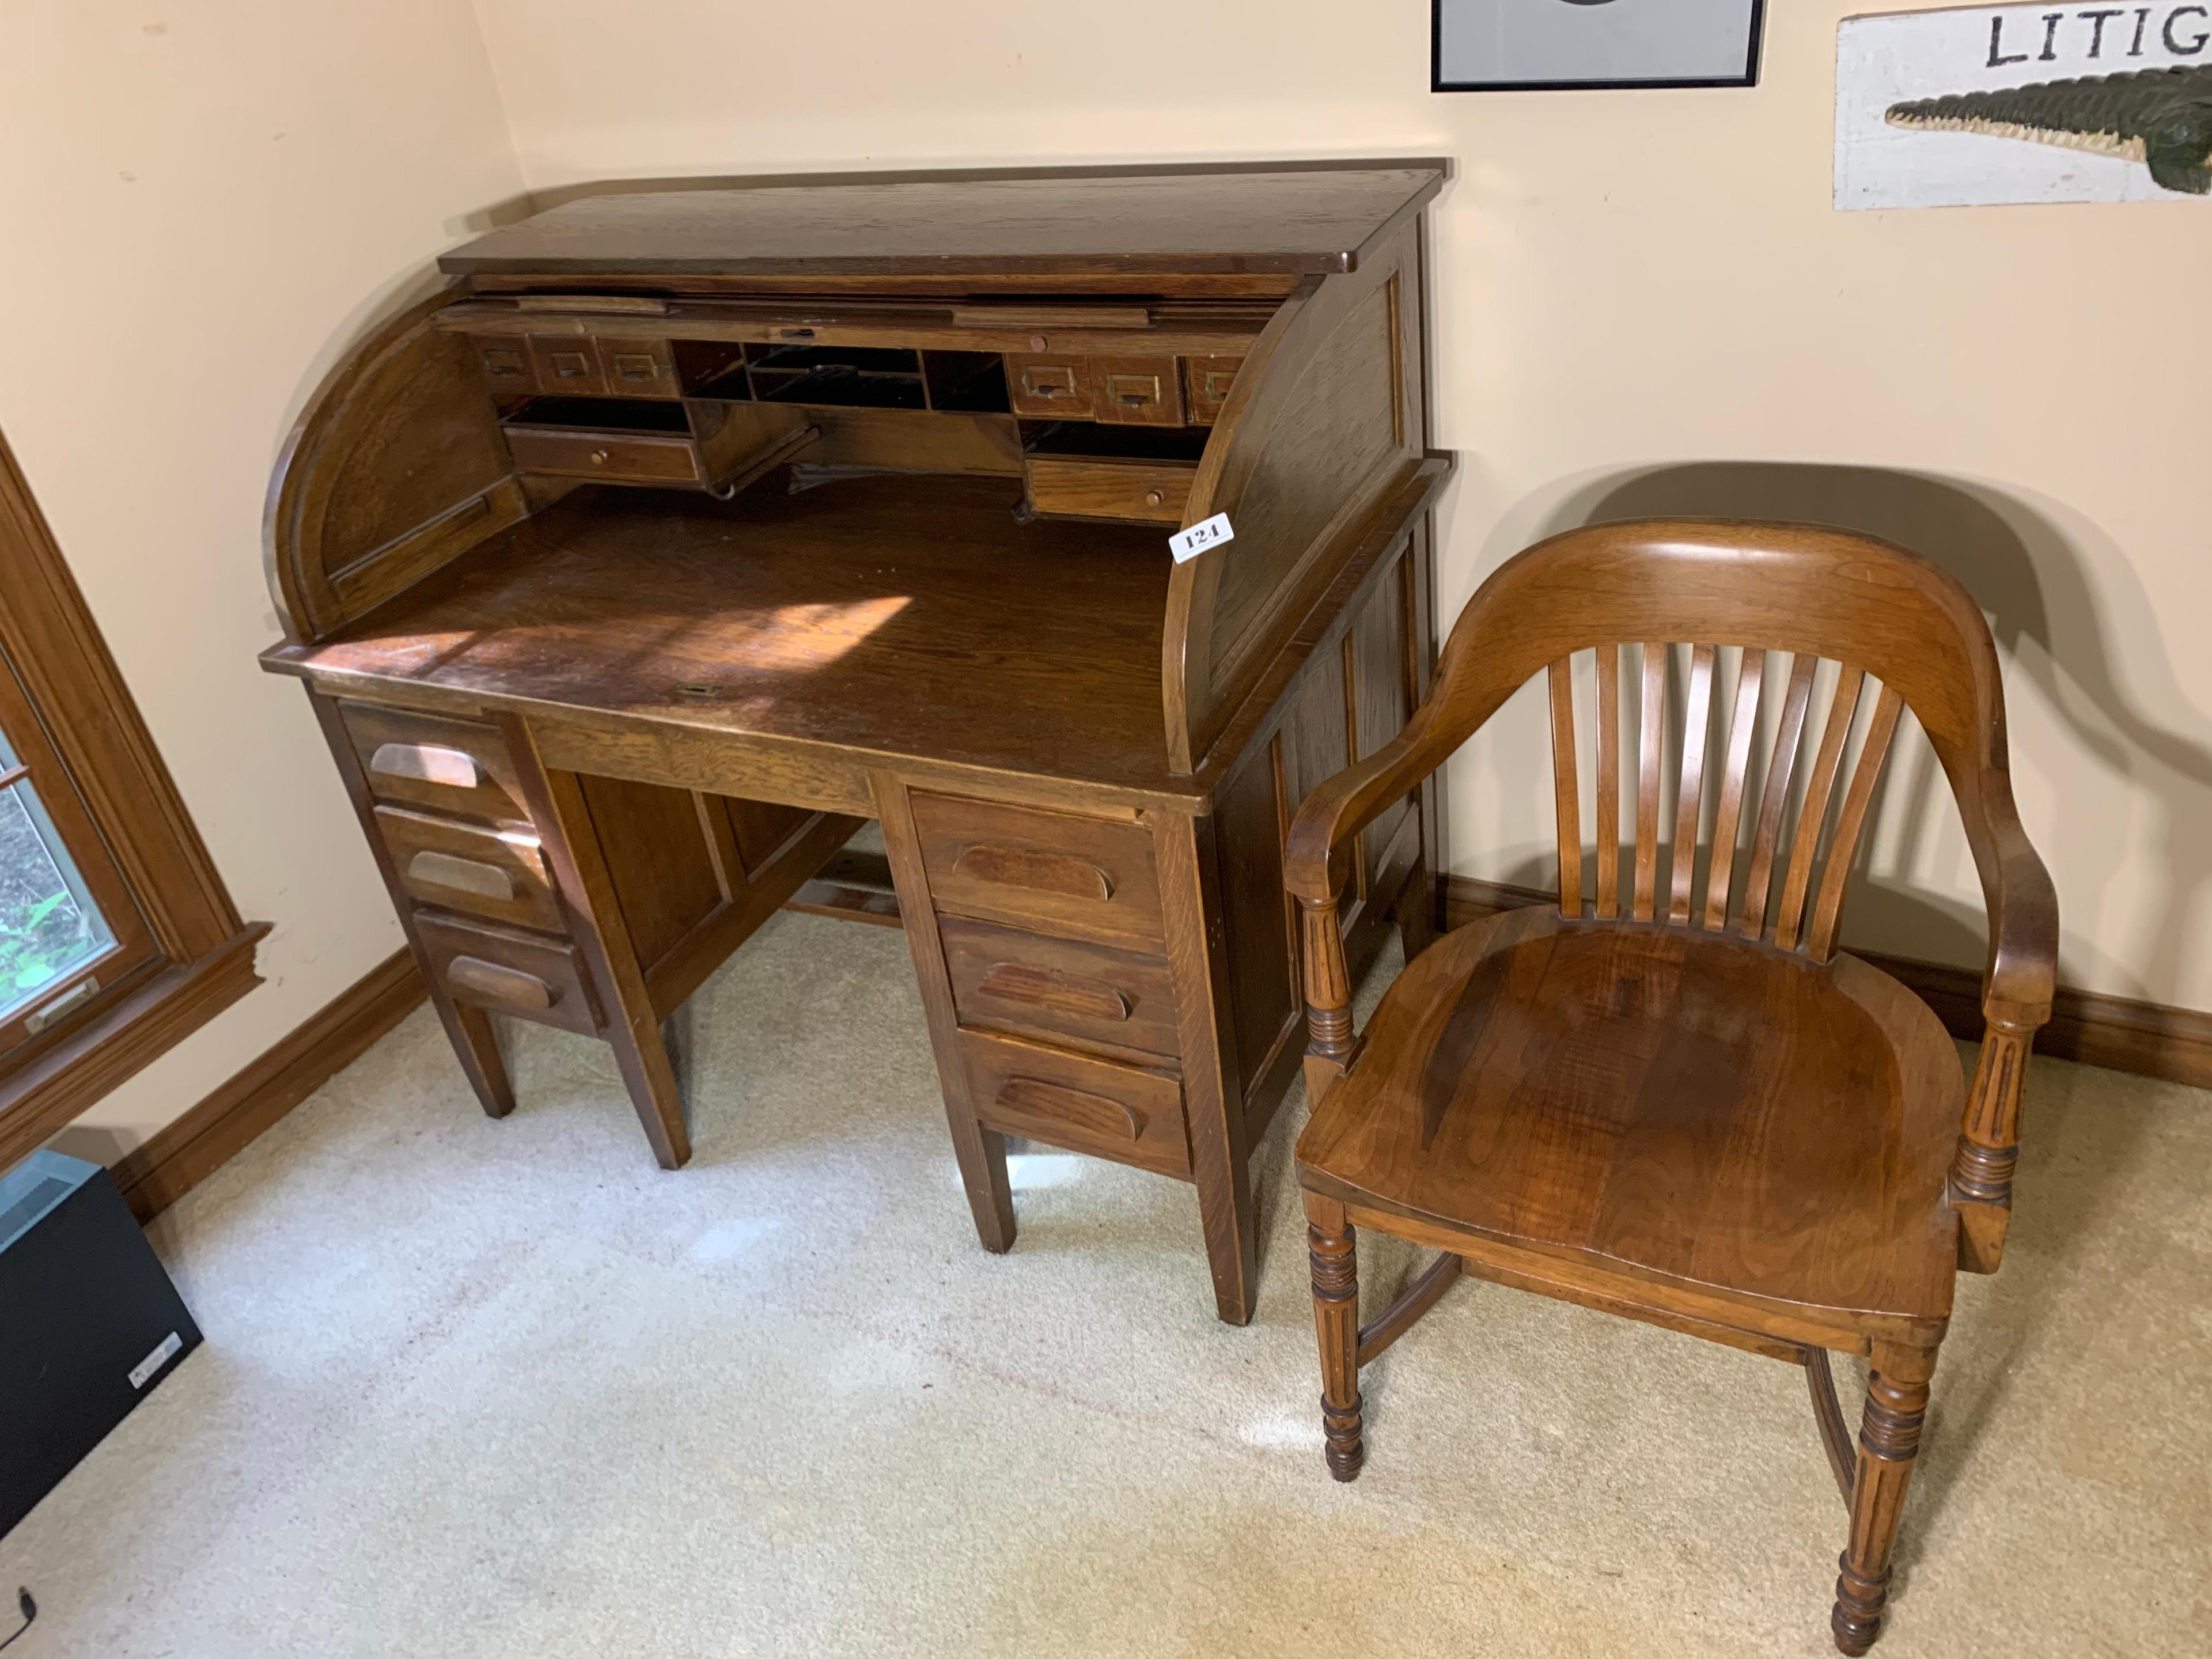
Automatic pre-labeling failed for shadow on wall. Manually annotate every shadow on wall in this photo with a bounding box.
[1494,464,2212,999]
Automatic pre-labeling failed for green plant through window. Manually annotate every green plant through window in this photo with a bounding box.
[0,724,113,1020]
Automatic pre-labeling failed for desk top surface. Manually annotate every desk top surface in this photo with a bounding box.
[266,475,1194,800]
[441,165,1446,279]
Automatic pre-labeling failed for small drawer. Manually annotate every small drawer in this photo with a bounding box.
[1024,456,1192,525]
[1005,354,1096,419]
[502,423,704,486]
[339,702,529,825]
[911,791,1162,948]
[527,335,608,396]
[599,336,677,398]
[415,913,601,1036]
[1092,355,1183,427]
[1184,355,1244,425]
[942,915,1179,1060]
[468,335,537,393]
[374,804,564,933]
[961,1029,1190,1179]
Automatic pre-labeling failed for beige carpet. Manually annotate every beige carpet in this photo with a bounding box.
[4,911,2206,1657]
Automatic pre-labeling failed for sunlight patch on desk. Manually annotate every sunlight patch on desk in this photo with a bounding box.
[733,596,913,673]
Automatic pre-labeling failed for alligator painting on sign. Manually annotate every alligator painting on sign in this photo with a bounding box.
[1839,3,2212,207]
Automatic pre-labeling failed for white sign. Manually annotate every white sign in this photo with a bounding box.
[1169,513,1234,564]
[1838,5,2212,209]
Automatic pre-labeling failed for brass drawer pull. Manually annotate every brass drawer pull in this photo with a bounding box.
[547,351,594,381]
[995,1077,1145,1141]
[1018,365,1079,399]
[953,844,1113,902]
[1203,370,1237,400]
[369,742,480,790]
[445,955,556,1012]
[407,850,516,902]
[1105,373,1161,407]
[609,353,661,384]
[977,961,1131,1023]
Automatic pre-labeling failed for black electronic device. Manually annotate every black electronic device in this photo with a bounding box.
[0,1150,201,1537]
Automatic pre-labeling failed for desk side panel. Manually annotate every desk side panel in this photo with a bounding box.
[266,287,531,641]
[1162,222,1428,774]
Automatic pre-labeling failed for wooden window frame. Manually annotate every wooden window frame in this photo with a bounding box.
[0,429,268,1167]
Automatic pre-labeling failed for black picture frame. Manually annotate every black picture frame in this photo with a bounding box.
[1431,0,1766,93]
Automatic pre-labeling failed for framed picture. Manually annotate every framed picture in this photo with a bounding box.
[1434,0,1767,93]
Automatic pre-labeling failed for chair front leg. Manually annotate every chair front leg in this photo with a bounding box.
[1831,1340,1938,1655]
[1302,1190,1364,1482]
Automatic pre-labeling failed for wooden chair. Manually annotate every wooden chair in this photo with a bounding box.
[1285,520,2057,1654]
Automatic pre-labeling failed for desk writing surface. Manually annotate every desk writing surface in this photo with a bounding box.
[265,475,1188,798]
[440,167,1446,279]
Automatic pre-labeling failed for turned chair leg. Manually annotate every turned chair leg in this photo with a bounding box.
[1302,1190,1363,1481]
[1831,1340,1938,1655]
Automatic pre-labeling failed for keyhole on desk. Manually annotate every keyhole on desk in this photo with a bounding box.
[673,683,724,700]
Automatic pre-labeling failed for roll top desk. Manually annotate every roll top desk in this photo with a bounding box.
[261,165,1452,1323]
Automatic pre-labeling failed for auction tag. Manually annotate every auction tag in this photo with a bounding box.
[1168,513,1234,564]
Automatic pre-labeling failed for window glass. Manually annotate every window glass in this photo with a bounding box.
[0,725,115,1020]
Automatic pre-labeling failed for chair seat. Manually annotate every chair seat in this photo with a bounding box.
[1297,906,1965,1325]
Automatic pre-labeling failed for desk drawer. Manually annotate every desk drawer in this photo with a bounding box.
[599,338,676,398]
[340,702,528,825]
[942,915,1179,1061]
[912,793,1162,948]
[1184,355,1245,425]
[416,913,601,1036]
[375,804,563,933]
[1023,456,1192,525]
[1092,355,1183,427]
[961,1029,1190,1179]
[1005,354,1096,419]
[502,423,704,486]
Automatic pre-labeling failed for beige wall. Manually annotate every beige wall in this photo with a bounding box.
[0,1,524,1154]
[12,0,2207,1159]
[472,0,2212,1010]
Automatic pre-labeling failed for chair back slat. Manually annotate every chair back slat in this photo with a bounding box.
[1594,645,1620,920]
[1772,666,1868,950]
[1668,643,1717,923]
[1806,684,1905,960]
[1632,642,1666,921]
[1703,649,1766,929]
[1547,658,1582,919]
[1540,634,1908,964]
[1735,654,1818,940]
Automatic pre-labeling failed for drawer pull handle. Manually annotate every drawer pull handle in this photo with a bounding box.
[1204,370,1237,399]
[953,844,1113,903]
[978,961,1131,1023]
[445,955,556,1012]
[589,449,611,465]
[548,352,593,380]
[1019,366,1078,399]
[1105,374,1160,406]
[407,850,516,902]
[995,1077,1145,1141]
[370,742,480,790]
[610,354,659,382]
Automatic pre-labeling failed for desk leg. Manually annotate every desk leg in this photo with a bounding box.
[871,772,1015,1253]
[501,716,691,1171]
[1153,810,1257,1326]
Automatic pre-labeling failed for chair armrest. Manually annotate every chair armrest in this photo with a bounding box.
[1952,786,2059,1274]
[1285,713,1454,904]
